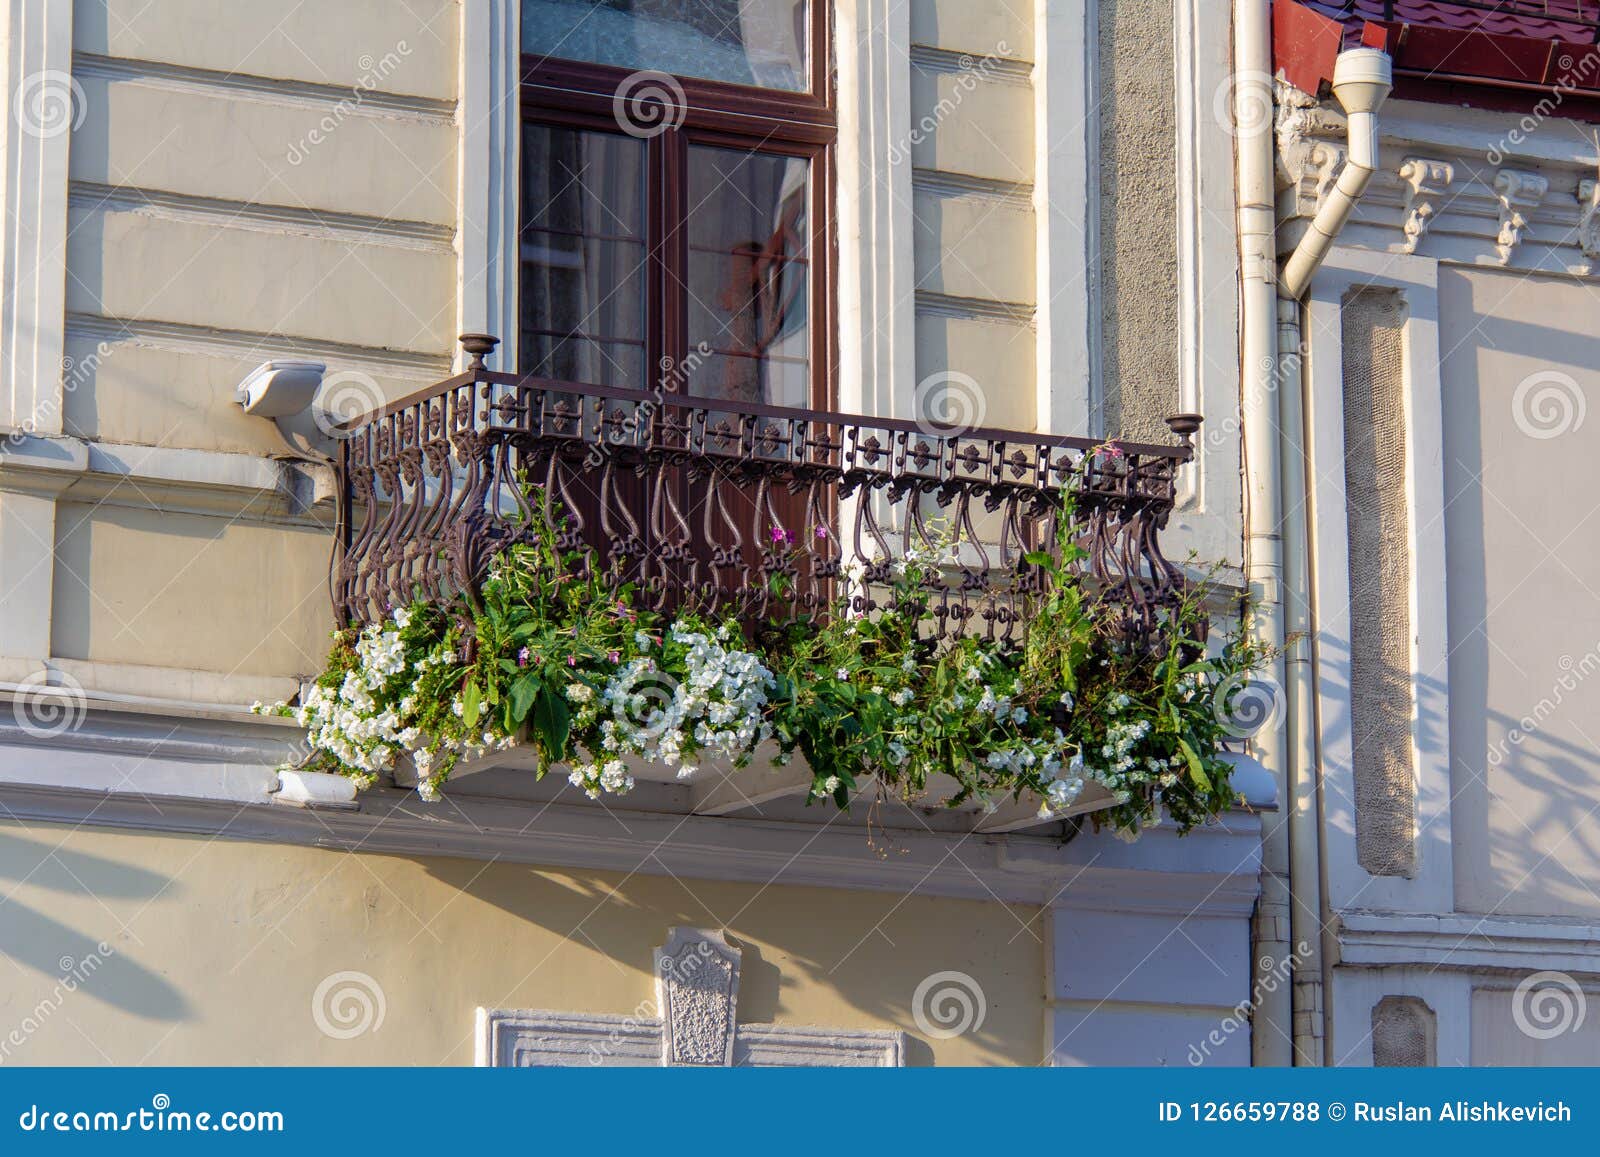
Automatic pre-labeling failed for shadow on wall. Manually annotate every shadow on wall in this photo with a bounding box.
[0,831,191,1023]
[1316,279,1600,915]
[420,857,1034,1065]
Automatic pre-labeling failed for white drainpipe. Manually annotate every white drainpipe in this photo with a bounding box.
[1234,4,1392,1064]
[1232,0,1293,1068]
[1276,45,1392,1065]
[1280,49,1393,299]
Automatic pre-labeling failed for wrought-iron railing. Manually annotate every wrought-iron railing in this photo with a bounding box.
[332,335,1202,649]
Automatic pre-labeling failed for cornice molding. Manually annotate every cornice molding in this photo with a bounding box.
[1338,911,1600,975]
[1278,100,1600,276]
[71,52,456,124]
[0,720,1263,907]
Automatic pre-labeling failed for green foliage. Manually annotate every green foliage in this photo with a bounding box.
[265,483,1269,837]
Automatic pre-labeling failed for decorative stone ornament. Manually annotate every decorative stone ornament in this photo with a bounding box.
[1492,169,1549,264]
[475,927,905,1066]
[1397,158,1453,255]
[1579,179,1600,270]
[654,927,740,1066]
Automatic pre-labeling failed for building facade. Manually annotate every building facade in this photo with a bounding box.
[0,0,1263,1068]
[1268,0,1600,1066]
[0,0,1592,1069]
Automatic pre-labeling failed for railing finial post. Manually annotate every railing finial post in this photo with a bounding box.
[1164,412,1203,451]
[459,333,501,371]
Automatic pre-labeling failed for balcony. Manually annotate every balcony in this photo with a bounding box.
[332,337,1201,653]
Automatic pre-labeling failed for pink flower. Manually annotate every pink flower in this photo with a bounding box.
[517,646,531,668]
[770,525,793,546]
[608,650,620,664]
[567,655,577,667]
[814,525,829,540]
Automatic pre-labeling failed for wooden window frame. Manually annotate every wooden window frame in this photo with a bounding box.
[518,8,836,409]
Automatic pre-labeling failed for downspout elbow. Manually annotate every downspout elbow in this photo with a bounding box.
[1279,48,1392,300]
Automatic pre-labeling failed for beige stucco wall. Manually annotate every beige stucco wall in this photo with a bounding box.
[1441,265,1600,919]
[64,0,458,464]
[908,0,1039,433]
[0,821,1046,1066]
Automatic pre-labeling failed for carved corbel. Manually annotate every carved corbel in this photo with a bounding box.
[655,927,741,1067]
[1397,158,1453,254]
[1578,178,1600,270]
[1493,169,1549,264]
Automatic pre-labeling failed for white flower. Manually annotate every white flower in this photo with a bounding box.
[822,776,841,794]
[835,668,849,681]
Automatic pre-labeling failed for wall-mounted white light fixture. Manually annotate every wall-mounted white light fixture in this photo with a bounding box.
[234,360,326,417]
[234,359,337,462]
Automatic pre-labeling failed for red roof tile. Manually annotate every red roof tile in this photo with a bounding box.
[1304,1,1600,44]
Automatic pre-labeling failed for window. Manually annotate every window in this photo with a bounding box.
[519,0,833,410]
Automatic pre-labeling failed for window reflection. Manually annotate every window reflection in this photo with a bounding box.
[519,125,647,388]
[522,0,809,92]
[685,147,810,407]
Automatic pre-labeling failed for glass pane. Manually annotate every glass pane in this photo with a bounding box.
[523,0,808,92]
[519,332,645,389]
[685,147,809,406]
[521,124,647,386]
[687,353,808,409]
